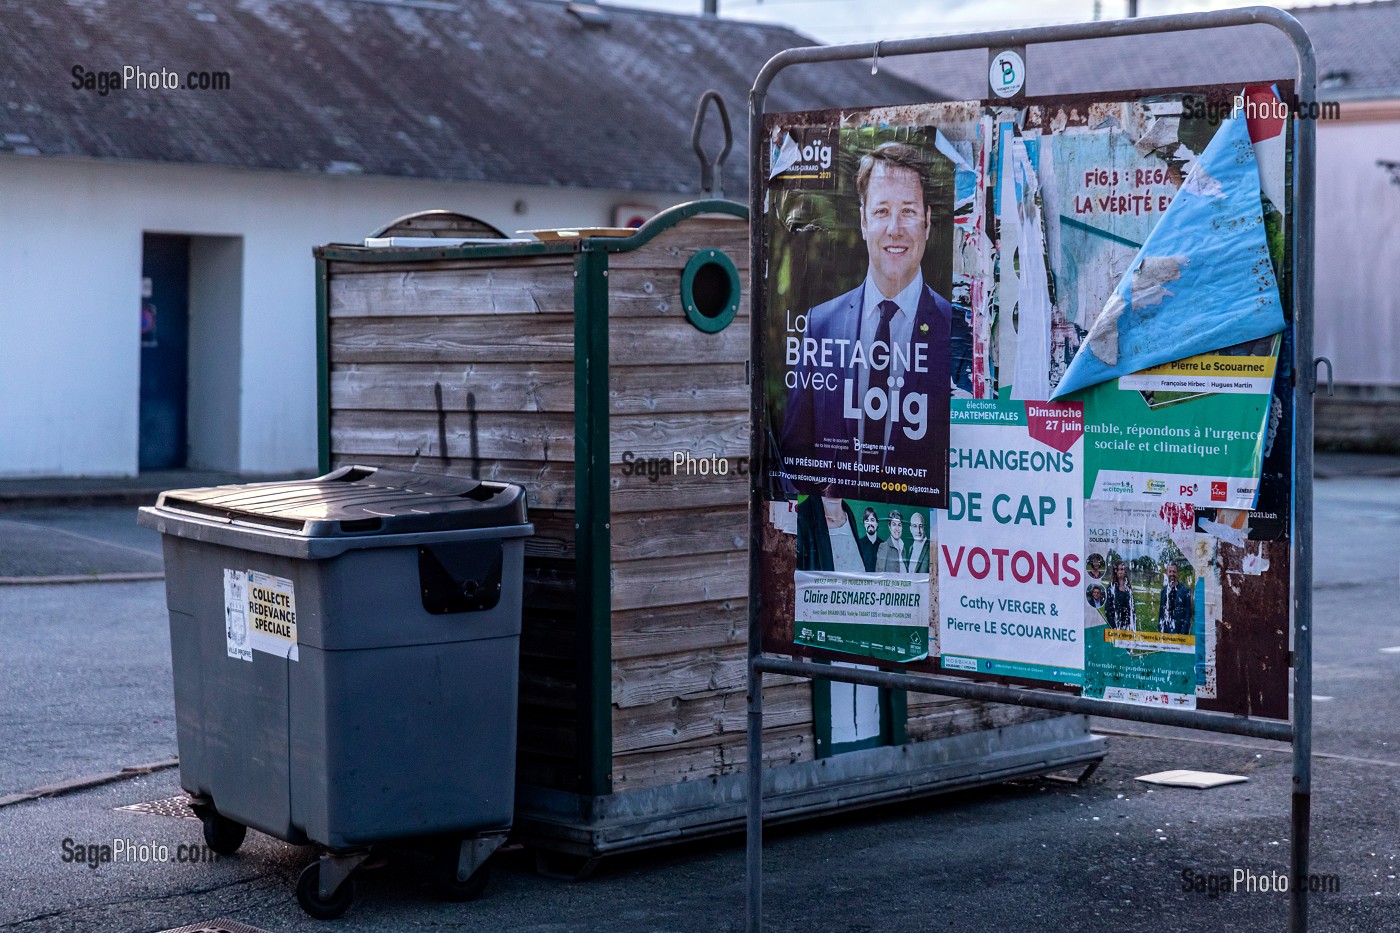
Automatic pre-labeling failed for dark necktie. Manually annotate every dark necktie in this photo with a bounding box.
[861,299,900,458]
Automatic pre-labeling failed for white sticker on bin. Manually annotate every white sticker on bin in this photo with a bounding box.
[223,569,253,663]
[225,569,299,661]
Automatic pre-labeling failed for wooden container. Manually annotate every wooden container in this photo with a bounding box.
[315,201,1104,872]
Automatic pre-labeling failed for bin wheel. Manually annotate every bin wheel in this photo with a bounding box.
[434,860,492,902]
[297,861,354,921]
[198,810,246,856]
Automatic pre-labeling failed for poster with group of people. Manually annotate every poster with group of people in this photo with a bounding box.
[759,86,1293,716]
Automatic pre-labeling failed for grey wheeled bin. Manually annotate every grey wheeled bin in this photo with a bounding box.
[137,466,532,920]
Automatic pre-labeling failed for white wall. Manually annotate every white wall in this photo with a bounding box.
[1314,111,1400,387]
[0,155,684,477]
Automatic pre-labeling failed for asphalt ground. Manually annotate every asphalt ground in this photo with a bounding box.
[0,463,1397,932]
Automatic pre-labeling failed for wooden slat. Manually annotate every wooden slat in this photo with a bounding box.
[608,413,748,461]
[610,550,748,613]
[329,263,575,317]
[331,409,575,462]
[610,466,747,514]
[612,681,810,754]
[610,722,813,790]
[523,509,577,559]
[329,314,575,363]
[607,318,749,366]
[331,363,575,414]
[610,506,746,562]
[327,255,571,276]
[611,646,744,709]
[607,268,750,320]
[608,363,748,415]
[611,599,745,661]
[611,642,806,709]
[607,218,749,272]
[328,455,578,509]
[904,701,1056,744]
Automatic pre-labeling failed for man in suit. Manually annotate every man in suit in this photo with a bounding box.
[856,506,882,572]
[875,508,910,573]
[779,141,953,503]
[908,509,931,574]
[1157,562,1194,635]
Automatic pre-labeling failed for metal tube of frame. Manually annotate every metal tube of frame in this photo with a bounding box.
[755,656,1295,742]
[746,8,1316,933]
[745,72,769,933]
[1288,27,1318,933]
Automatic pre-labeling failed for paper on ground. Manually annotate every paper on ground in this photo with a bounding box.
[1136,769,1248,789]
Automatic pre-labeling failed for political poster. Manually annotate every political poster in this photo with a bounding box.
[763,107,971,510]
[790,494,935,664]
[794,570,931,663]
[938,399,1085,684]
[1081,500,1201,707]
[1078,335,1280,509]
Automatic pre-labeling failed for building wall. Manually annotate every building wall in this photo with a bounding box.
[1314,102,1400,388]
[0,155,682,477]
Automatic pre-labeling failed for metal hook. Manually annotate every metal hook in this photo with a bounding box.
[1313,356,1334,397]
[691,90,733,199]
[871,40,882,76]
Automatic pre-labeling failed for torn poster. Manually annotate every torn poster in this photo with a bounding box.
[1082,499,1201,708]
[1079,334,1279,509]
[1053,107,1284,398]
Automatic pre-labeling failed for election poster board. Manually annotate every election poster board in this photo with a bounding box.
[757,84,1294,722]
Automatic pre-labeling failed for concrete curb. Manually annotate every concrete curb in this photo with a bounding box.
[0,757,180,808]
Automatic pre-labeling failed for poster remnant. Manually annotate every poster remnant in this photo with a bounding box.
[1055,108,1285,397]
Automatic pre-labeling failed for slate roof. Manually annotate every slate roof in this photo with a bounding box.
[890,1,1400,102]
[0,0,934,193]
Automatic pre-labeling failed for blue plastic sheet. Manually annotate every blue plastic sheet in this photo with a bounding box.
[1052,112,1284,398]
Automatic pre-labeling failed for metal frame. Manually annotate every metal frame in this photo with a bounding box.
[746,8,1316,932]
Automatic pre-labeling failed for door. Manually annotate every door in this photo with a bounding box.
[140,234,191,470]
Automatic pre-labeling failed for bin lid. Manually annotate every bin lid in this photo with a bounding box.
[149,466,528,538]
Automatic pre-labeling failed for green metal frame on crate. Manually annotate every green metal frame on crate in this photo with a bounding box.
[315,199,747,797]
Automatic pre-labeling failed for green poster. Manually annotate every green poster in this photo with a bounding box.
[1082,499,1203,707]
[1075,335,1279,509]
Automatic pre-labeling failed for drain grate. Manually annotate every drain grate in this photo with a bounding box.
[156,921,275,933]
[115,795,200,821]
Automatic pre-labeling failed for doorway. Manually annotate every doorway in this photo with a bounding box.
[139,233,244,473]
[139,234,191,470]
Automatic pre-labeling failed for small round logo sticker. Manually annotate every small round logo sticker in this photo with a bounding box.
[989,49,1026,98]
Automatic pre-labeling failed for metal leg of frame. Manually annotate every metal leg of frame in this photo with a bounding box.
[746,659,764,933]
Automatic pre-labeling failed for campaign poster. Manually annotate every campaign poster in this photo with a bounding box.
[763,107,972,510]
[937,399,1084,685]
[791,494,934,664]
[1082,500,1200,707]
[1077,335,1279,508]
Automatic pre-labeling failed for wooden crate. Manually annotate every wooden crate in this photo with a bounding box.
[316,201,1103,863]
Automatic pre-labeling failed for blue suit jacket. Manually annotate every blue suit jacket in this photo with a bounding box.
[779,280,952,499]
